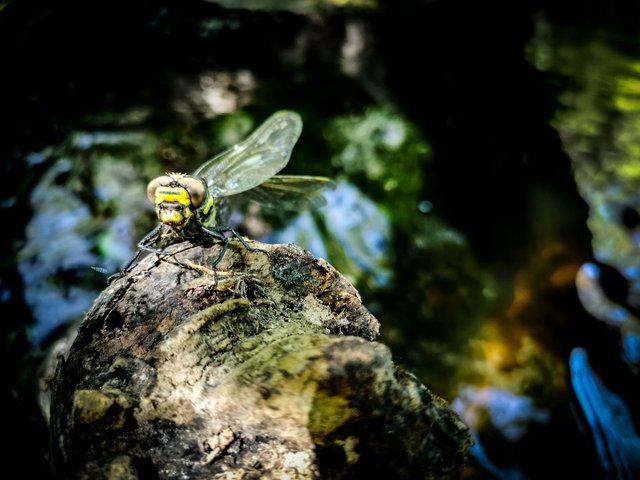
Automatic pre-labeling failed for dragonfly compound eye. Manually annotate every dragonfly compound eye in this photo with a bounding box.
[179,177,206,208]
[146,176,174,204]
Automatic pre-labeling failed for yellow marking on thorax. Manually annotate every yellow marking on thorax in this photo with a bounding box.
[201,195,214,215]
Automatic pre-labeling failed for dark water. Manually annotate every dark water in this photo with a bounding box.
[1,1,639,478]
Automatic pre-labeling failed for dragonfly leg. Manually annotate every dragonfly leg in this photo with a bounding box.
[109,225,192,284]
[108,225,164,283]
[200,226,230,269]
[201,226,268,268]
[210,236,229,269]
[139,242,194,270]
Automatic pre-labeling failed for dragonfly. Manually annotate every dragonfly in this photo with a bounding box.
[119,110,334,277]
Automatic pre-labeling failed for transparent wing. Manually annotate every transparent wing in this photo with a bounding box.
[193,110,303,198]
[237,175,336,211]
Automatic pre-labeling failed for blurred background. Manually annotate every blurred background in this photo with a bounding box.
[1,0,639,478]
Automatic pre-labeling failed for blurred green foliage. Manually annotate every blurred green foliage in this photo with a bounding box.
[325,106,431,232]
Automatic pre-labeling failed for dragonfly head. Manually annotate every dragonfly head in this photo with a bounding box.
[147,173,207,230]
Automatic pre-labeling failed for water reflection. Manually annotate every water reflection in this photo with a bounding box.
[17,159,101,345]
[16,127,158,345]
[569,348,640,479]
[452,386,549,480]
[529,21,640,479]
[5,17,640,477]
[265,181,391,287]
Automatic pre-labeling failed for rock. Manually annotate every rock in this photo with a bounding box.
[50,238,471,479]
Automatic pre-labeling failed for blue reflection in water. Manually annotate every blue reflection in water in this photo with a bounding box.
[0,287,11,304]
[266,181,391,286]
[569,347,640,480]
[96,215,136,271]
[25,151,47,166]
[576,263,636,328]
[268,211,328,260]
[452,386,549,479]
[588,192,640,282]
[468,436,526,480]
[624,266,640,281]
[72,131,151,150]
[18,159,101,345]
[624,333,640,365]
[576,262,640,370]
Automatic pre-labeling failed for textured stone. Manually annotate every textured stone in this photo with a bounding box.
[50,239,471,479]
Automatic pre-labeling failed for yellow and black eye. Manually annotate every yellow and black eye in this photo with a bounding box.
[179,177,206,208]
[146,175,173,204]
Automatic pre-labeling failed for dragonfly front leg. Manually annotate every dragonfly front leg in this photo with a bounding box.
[200,226,231,269]
[138,225,200,270]
[200,225,268,269]
[114,225,188,281]
[107,225,164,283]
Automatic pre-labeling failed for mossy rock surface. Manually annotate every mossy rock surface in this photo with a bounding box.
[51,239,470,479]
